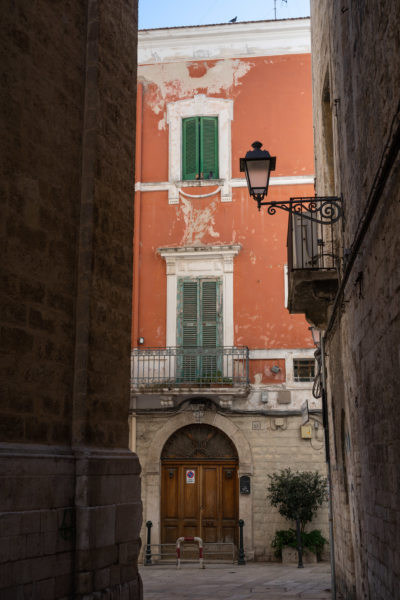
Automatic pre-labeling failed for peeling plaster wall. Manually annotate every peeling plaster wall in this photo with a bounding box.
[139,59,251,129]
[180,197,220,245]
[137,183,314,349]
[132,20,329,564]
[138,52,313,184]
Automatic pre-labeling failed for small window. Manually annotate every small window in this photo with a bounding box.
[182,116,218,180]
[293,358,315,382]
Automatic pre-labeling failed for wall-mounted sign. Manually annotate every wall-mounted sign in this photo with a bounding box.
[240,475,251,494]
[186,469,195,484]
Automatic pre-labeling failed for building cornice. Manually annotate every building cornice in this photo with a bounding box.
[138,19,310,64]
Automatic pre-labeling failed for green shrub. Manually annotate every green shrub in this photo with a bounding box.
[271,528,327,560]
[267,468,328,531]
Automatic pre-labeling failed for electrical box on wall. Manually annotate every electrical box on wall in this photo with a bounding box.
[301,424,312,439]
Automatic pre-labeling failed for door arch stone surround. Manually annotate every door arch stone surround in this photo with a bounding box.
[142,410,254,557]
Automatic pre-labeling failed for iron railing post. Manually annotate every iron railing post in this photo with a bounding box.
[145,520,153,566]
[238,519,246,565]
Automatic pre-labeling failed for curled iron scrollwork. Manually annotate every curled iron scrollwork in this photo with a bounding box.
[259,196,343,225]
[290,196,343,224]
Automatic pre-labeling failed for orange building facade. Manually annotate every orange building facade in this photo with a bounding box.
[131,19,328,562]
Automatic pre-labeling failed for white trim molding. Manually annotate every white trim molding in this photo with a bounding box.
[166,95,234,204]
[157,244,241,347]
[135,175,314,194]
[231,175,315,188]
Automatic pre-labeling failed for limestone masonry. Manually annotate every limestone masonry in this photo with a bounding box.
[1,1,142,598]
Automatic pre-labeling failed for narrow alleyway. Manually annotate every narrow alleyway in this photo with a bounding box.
[140,562,332,599]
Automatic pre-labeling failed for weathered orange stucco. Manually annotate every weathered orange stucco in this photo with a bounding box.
[133,49,314,352]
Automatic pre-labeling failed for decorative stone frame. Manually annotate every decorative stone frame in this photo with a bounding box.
[166,95,234,204]
[142,410,254,558]
[157,245,241,348]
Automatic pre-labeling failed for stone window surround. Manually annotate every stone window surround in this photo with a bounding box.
[157,244,241,348]
[166,95,234,204]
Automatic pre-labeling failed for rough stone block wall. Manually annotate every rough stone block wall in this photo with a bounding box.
[0,0,138,447]
[80,0,138,449]
[0,451,75,598]
[311,1,400,598]
[0,0,85,445]
[0,0,142,597]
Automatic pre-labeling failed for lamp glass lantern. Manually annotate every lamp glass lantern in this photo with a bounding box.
[308,326,321,348]
[240,141,276,208]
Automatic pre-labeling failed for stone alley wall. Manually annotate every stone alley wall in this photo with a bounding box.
[0,1,142,598]
[311,2,400,598]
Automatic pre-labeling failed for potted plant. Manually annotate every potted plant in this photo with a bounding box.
[267,468,328,563]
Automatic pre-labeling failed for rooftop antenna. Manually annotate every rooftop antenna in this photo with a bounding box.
[274,0,288,20]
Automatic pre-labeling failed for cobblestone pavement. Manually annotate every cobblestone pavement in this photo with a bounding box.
[140,562,332,599]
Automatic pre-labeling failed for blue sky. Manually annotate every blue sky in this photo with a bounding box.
[139,0,310,30]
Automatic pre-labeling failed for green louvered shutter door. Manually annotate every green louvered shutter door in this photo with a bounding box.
[200,117,218,179]
[200,280,221,379]
[182,117,199,180]
[181,280,199,380]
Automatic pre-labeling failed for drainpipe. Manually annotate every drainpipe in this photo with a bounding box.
[130,82,143,453]
[321,335,336,600]
[132,81,143,348]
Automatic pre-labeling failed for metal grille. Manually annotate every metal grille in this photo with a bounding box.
[287,197,342,271]
[131,347,249,389]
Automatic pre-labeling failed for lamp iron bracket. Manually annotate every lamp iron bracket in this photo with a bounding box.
[256,195,343,225]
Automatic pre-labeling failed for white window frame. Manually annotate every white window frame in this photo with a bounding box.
[166,95,233,204]
[292,357,316,383]
[157,245,241,347]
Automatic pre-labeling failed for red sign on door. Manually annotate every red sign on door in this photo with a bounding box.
[186,469,195,484]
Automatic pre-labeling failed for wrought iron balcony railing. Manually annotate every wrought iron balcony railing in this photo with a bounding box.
[287,196,342,271]
[131,346,249,389]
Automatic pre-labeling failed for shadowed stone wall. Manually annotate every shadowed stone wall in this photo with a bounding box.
[0,0,142,597]
[310,2,400,598]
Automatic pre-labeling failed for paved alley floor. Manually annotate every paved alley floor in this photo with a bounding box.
[140,562,332,599]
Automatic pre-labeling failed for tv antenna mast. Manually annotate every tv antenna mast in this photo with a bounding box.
[274,0,288,20]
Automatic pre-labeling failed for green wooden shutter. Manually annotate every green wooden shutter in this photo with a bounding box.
[179,280,199,381]
[177,278,222,382]
[200,280,221,379]
[201,281,218,348]
[182,117,199,180]
[200,117,218,178]
[182,280,198,347]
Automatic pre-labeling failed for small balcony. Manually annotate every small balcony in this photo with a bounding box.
[287,197,341,328]
[131,346,249,391]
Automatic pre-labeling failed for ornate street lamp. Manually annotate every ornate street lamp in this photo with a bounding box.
[239,141,276,210]
[240,141,343,224]
[309,326,321,348]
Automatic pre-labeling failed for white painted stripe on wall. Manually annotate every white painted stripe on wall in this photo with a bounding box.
[249,348,315,359]
[135,175,314,193]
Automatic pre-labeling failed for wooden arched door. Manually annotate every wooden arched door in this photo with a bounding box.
[161,424,238,545]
